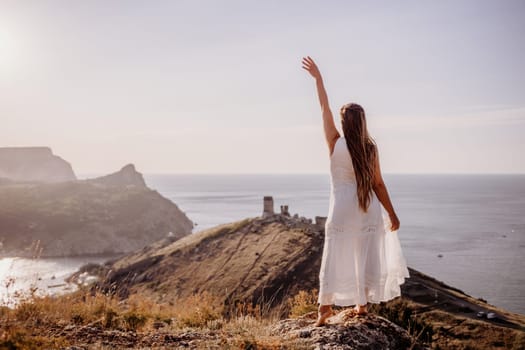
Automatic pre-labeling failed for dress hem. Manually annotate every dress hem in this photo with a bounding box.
[317,293,403,307]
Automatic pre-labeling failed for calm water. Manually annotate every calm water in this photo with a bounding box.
[1,174,524,315]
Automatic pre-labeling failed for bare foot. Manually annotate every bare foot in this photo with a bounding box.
[314,305,333,327]
[341,308,358,319]
[354,304,368,316]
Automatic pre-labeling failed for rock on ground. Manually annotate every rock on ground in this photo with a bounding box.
[271,310,428,350]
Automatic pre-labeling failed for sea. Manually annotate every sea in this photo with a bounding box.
[1,174,524,315]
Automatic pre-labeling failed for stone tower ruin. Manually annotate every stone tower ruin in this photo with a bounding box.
[262,196,274,218]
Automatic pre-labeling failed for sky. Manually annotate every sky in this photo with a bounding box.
[1,0,524,174]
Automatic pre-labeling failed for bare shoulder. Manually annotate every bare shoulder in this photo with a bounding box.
[328,134,341,157]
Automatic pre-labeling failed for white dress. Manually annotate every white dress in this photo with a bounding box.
[318,137,409,306]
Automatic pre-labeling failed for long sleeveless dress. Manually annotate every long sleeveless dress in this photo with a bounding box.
[318,137,409,306]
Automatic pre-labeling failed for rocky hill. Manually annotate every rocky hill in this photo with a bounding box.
[0,147,76,183]
[92,213,525,349]
[0,164,193,257]
[88,163,146,188]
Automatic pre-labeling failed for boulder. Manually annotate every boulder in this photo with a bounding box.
[271,311,428,349]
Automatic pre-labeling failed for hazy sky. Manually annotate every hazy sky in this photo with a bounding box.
[1,0,524,174]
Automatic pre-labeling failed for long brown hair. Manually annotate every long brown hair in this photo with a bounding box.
[340,103,377,212]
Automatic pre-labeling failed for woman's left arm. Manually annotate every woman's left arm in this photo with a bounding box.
[372,150,400,231]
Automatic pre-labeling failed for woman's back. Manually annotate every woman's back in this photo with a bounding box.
[327,137,383,235]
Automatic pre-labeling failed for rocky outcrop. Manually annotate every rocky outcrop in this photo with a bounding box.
[0,164,193,257]
[28,311,427,349]
[95,214,525,349]
[0,147,76,183]
[271,311,428,349]
[87,164,146,188]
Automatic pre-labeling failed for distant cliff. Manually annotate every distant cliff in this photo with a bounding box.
[0,147,76,183]
[0,164,193,257]
[88,164,146,187]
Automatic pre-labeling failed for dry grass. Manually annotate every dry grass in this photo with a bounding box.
[287,289,318,318]
[4,283,521,349]
[0,325,69,350]
[169,291,224,328]
[0,283,298,349]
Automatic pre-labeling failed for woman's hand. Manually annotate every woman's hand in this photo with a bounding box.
[302,56,322,80]
[389,212,400,232]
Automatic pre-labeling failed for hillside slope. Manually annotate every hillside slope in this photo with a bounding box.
[95,213,525,349]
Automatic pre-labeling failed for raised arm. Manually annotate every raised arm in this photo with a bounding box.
[372,149,400,231]
[302,56,340,154]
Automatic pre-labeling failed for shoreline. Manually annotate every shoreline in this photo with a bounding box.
[0,252,126,260]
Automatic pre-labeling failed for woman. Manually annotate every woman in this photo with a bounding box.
[301,56,409,327]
